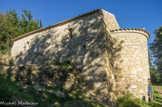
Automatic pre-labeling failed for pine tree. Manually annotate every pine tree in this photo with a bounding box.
[0,9,43,54]
[150,26,162,83]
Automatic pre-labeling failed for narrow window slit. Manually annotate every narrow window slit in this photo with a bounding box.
[83,45,86,49]
[68,28,72,39]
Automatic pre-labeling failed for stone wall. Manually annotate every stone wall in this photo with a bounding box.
[111,30,150,101]
[4,65,76,89]
[11,9,120,103]
[102,10,120,30]
[10,9,150,104]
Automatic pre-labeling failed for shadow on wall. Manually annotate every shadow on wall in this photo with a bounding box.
[9,13,125,104]
[101,20,126,101]
[7,64,78,89]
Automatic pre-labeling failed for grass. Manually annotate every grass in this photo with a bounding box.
[0,74,105,107]
[116,86,162,107]
[151,84,162,106]
[0,75,35,102]
[54,60,72,67]
[116,94,150,107]
[1,59,161,107]
[152,84,162,94]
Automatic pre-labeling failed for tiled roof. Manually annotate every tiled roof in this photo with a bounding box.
[11,9,150,46]
[110,28,150,38]
[12,9,101,42]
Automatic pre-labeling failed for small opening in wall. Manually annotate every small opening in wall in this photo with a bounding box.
[68,28,72,39]
[90,23,94,26]
[36,53,43,58]
[27,42,29,44]
[42,35,45,37]
[83,45,86,49]
[55,44,58,47]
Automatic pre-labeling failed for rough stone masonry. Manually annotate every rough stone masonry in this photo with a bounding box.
[11,9,150,104]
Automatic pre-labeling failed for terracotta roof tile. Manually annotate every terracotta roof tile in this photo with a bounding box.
[110,28,150,38]
[12,9,101,42]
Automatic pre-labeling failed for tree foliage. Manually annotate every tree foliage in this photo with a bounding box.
[150,26,162,72]
[150,26,162,83]
[0,9,42,54]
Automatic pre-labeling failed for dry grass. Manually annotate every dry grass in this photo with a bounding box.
[152,84,162,106]
[152,85,162,97]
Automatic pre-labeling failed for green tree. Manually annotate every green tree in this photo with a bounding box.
[0,9,43,54]
[0,12,13,53]
[19,9,42,35]
[6,9,20,38]
[149,50,159,83]
[150,26,162,83]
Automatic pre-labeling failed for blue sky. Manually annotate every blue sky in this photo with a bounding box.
[0,0,162,44]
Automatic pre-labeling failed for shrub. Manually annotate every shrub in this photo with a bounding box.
[0,87,13,101]
[0,76,13,101]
